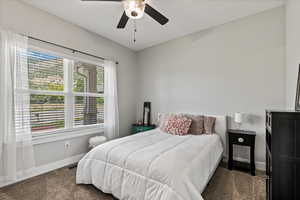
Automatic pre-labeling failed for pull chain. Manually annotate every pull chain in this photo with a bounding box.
[133,20,137,43]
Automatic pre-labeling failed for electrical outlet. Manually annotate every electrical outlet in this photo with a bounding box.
[65,141,71,149]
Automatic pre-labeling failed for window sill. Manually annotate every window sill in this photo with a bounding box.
[32,124,104,145]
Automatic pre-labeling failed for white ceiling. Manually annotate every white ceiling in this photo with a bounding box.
[20,0,285,51]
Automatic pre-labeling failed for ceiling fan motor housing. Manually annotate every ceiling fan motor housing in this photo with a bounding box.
[131,11,138,17]
[123,0,146,19]
[80,0,169,29]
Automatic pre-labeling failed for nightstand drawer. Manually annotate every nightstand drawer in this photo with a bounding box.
[229,134,252,146]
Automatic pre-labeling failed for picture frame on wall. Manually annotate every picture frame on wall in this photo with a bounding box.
[295,64,300,111]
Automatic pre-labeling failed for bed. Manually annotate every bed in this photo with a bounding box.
[76,115,227,200]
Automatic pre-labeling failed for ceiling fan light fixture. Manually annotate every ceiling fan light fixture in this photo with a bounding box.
[123,0,145,19]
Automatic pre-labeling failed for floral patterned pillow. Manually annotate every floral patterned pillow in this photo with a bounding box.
[158,113,175,131]
[164,115,192,136]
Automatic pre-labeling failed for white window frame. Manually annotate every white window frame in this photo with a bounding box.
[26,45,105,140]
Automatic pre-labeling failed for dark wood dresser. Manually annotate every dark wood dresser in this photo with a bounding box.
[266,110,300,200]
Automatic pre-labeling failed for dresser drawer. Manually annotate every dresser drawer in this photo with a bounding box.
[229,134,253,146]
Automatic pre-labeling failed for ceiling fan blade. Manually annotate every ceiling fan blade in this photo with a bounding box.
[117,12,129,29]
[81,0,122,1]
[145,4,169,25]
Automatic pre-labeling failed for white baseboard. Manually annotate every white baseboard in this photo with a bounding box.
[223,156,266,171]
[0,153,85,188]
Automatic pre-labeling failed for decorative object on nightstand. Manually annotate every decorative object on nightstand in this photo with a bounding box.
[132,124,156,134]
[227,129,256,176]
[143,102,152,126]
[234,112,243,130]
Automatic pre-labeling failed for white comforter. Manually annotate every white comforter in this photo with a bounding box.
[76,129,223,200]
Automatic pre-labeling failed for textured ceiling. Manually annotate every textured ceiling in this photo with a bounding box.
[20,0,285,51]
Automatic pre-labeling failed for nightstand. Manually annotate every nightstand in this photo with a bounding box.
[227,129,256,176]
[131,124,156,134]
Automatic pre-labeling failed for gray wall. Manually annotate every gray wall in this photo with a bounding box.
[0,0,287,171]
[286,0,300,109]
[136,7,286,165]
[0,0,138,167]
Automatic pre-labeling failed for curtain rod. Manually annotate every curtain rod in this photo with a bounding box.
[28,36,119,65]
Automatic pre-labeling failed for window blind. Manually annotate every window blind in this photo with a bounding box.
[73,61,104,127]
[28,51,64,91]
[17,49,105,134]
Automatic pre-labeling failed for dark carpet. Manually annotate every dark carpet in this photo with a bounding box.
[0,165,265,200]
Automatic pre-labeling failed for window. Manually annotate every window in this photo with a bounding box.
[26,49,104,135]
[73,61,104,126]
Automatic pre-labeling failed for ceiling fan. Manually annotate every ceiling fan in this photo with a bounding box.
[81,0,169,29]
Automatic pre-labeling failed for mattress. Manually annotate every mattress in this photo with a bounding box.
[76,129,224,200]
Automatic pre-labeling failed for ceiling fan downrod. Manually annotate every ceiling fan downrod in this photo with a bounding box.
[133,20,137,43]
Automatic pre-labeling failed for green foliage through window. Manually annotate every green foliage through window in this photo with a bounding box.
[27,50,105,133]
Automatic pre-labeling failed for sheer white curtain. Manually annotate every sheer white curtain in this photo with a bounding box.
[104,60,119,140]
[0,30,35,183]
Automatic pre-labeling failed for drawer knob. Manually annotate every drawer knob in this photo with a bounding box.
[238,138,244,143]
